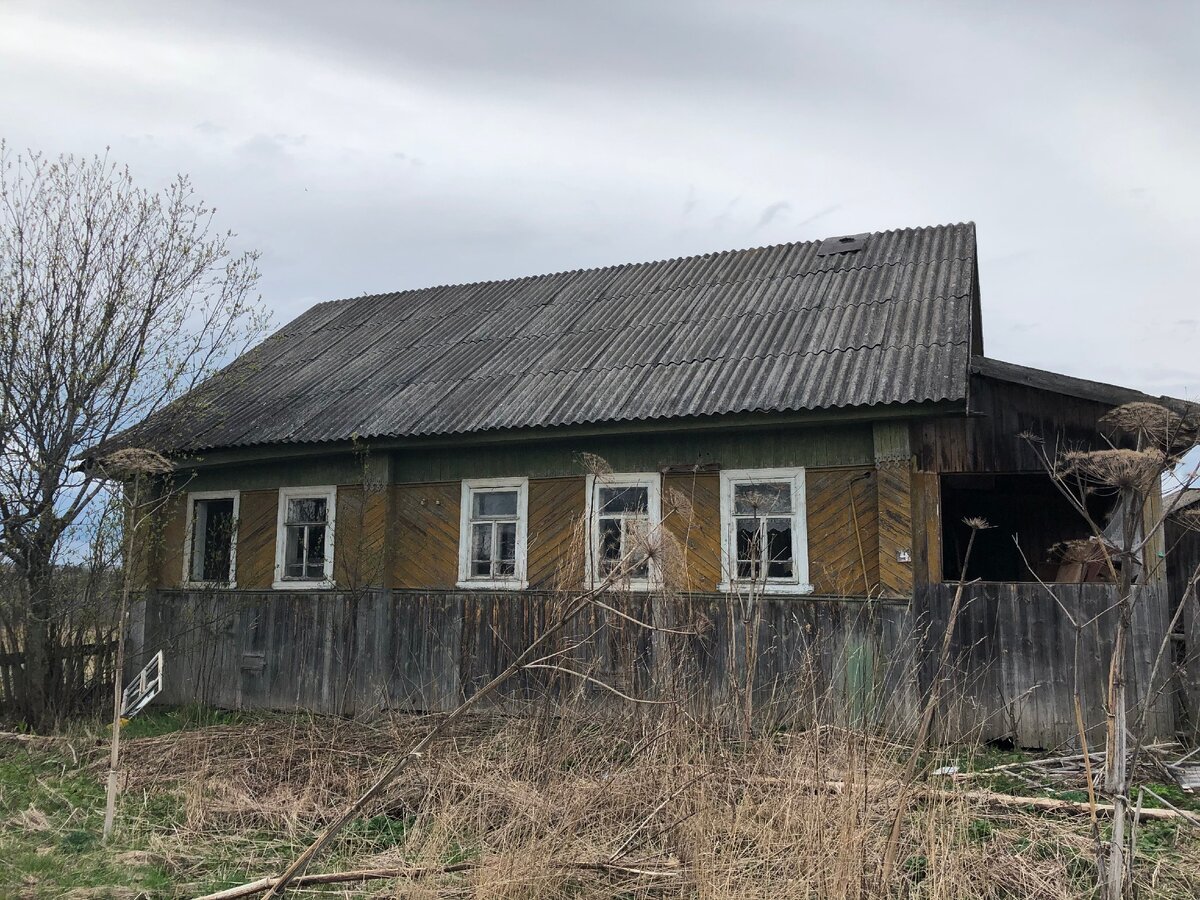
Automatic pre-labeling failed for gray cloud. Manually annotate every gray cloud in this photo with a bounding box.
[1,0,1197,406]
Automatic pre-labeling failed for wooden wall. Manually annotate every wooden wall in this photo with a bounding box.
[806,468,879,596]
[527,478,586,589]
[136,581,1178,747]
[662,472,723,592]
[913,376,1122,475]
[1167,513,1200,740]
[393,482,460,589]
[150,463,903,599]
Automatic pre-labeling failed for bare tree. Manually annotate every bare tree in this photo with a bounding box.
[1025,402,1199,900]
[0,143,268,728]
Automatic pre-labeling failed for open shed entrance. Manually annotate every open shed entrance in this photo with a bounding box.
[940,473,1119,582]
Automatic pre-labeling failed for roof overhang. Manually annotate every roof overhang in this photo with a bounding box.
[158,398,965,470]
[971,357,1199,418]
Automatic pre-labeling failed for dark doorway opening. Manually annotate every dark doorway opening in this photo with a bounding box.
[940,473,1119,582]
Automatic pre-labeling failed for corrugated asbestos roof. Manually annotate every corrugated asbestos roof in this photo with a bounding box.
[116,222,979,453]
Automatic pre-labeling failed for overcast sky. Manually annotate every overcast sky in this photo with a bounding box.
[2,0,1198,403]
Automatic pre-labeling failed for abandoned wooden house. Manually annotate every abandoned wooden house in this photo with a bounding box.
[107,222,1199,747]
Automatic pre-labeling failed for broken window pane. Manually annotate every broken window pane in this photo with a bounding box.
[496,522,517,574]
[599,518,622,574]
[765,518,793,578]
[736,518,760,579]
[190,497,235,582]
[305,525,326,577]
[284,525,305,578]
[732,480,798,583]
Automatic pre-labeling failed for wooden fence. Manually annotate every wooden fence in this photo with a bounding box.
[134,582,1178,748]
[0,640,117,714]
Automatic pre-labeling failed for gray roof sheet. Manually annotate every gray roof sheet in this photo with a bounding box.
[117,222,978,453]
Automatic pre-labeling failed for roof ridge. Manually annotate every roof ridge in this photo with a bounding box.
[310,221,977,311]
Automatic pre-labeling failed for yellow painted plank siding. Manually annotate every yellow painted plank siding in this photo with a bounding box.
[527,477,586,589]
[806,468,880,597]
[392,482,461,588]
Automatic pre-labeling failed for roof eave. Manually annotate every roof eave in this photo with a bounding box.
[162,399,967,470]
[971,356,1199,417]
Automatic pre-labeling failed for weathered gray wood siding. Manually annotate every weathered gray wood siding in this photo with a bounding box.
[138,590,916,731]
[1166,517,1200,740]
[915,582,1175,748]
[136,584,1177,747]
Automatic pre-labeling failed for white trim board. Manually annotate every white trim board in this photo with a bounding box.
[273,485,338,590]
[182,490,240,588]
[457,477,529,590]
[717,466,813,595]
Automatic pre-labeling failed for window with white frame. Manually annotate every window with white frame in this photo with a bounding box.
[274,486,337,588]
[586,473,660,586]
[719,468,812,594]
[184,492,239,585]
[458,478,528,588]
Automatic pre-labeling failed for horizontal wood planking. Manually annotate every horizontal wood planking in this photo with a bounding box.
[392,482,460,588]
[393,425,875,482]
[806,468,879,597]
[527,477,586,589]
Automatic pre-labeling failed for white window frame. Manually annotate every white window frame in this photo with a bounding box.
[182,490,240,587]
[718,467,813,595]
[273,485,338,590]
[457,477,529,590]
[585,472,662,589]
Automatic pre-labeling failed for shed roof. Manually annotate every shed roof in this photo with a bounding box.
[114,222,981,453]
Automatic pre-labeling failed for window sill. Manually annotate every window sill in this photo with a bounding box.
[272,579,336,591]
[456,580,528,591]
[718,581,815,596]
[183,580,237,590]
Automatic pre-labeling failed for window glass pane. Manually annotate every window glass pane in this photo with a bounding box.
[733,482,791,515]
[306,525,326,569]
[765,519,793,579]
[599,518,622,574]
[627,520,650,578]
[471,522,492,562]
[287,497,327,525]
[197,498,235,581]
[285,525,305,577]
[599,486,648,514]
[496,522,517,566]
[736,519,759,579]
[473,490,517,518]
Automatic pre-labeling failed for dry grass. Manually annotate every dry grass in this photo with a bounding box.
[67,708,1198,899]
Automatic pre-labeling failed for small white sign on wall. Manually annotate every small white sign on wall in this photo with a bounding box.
[120,650,164,719]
